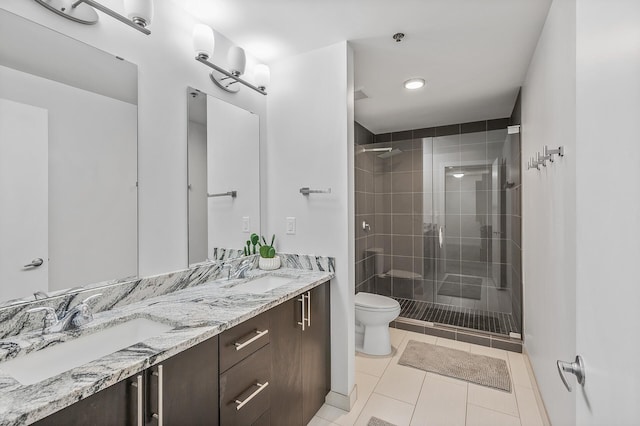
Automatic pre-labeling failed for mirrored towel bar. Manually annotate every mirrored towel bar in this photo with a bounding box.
[300,187,331,196]
[208,190,237,198]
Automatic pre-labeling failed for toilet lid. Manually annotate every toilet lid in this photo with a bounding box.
[355,292,400,310]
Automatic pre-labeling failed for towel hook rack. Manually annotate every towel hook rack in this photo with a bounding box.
[300,187,331,196]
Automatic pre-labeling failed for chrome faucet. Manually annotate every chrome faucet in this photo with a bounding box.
[26,294,102,333]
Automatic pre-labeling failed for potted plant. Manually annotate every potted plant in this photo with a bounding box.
[258,234,280,270]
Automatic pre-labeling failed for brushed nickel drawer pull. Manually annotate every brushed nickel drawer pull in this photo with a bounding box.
[131,374,143,426]
[234,381,269,411]
[151,365,164,425]
[234,329,269,351]
[297,295,306,331]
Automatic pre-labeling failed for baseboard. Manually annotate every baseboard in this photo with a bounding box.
[325,384,358,411]
[522,348,552,426]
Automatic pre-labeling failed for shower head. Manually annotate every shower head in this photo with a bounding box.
[377,148,402,159]
[361,147,392,154]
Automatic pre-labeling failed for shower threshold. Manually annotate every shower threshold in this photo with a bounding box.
[393,297,520,336]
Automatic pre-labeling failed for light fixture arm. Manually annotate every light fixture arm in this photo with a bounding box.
[196,55,267,96]
[71,0,151,34]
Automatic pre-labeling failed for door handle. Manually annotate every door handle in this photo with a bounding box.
[557,355,585,392]
[131,374,143,426]
[151,365,164,426]
[438,227,444,249]
[306,291,311,327]
[24,258,44,268]
[297,294,306,331]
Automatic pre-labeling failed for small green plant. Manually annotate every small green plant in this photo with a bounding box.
[258,234,276,259]
[243,233,261,256]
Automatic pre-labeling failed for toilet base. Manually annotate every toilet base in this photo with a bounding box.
[356,324,392,356]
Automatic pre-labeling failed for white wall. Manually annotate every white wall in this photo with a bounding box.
[0,0,267,278]
[521,0,577,424]
[575,0,640,423]
[0,65,137,291]
[266,42,355,400]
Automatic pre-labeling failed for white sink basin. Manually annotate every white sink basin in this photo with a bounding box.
[0,318,172,385]
[227,275,298,294]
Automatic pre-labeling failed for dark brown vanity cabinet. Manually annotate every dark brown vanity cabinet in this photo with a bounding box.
[218,311,272,425]
[33,336,219,426]
[270,283,330,425]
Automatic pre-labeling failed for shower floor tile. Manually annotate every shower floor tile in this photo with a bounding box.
[393,297,520,335]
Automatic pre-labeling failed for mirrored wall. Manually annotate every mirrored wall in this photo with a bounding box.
[0,9,138,305]
[355,121,522,336]
[187,87,260,265]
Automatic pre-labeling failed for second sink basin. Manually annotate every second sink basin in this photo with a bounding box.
[226,275,299,294]
[0,318,172,385]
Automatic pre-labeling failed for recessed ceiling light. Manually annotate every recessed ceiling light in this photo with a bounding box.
[404,78,425,90]
[452,173,465,178]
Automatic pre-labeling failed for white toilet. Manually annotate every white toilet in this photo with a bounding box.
[355,292,401,356]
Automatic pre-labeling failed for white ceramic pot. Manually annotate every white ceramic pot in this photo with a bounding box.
[259,255,281,270]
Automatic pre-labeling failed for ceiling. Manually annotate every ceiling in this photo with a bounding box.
[173,0,551,134]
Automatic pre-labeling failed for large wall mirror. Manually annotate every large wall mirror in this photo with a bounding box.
[187,87,260,264]
[0,10,138,305]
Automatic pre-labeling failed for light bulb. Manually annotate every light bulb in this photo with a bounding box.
[404,78,425,90]
[227,46,246,76]
[193,24,214,60]
[254,64,270,90]
[123,0,154,27]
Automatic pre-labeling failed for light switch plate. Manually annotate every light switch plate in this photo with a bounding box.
[286,217,296,235]
[242,217,250,233]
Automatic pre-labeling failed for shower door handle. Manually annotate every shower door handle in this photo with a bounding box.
[438,226,444,248]
[557,355,585,392]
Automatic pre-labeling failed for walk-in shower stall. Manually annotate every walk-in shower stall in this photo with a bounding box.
[355,121,522,337]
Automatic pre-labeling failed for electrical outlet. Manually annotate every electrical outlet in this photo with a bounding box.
[242,217,250,233]
[286,217,296,235]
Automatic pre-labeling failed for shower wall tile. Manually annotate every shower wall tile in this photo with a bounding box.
[392,130,413,141]
[413,127,435,138]
[412,149,423,171]
[413,194,426,214]
[375,194,392,213]
[412,172,423,192]
[392,214,413,235]
[460,261,489,278]
[392,193,413,214]
[487,118,510,131]
[374,132,392,143]
[392,236,413,257]
[392,278,414,299]
[435,124,461,136]
[375,214,391,235]
[460,120,487,135]
[391,255,413,272]
[413,236,424,259]
[375,275,392,296]
[374,172,391,193]
[391,172,413,192]
[391,152,413,173]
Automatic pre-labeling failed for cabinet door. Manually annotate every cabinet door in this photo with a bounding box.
[33,375,139,426]
[269,297,303,425]
[302,283,331,425]
[149,336,219,426]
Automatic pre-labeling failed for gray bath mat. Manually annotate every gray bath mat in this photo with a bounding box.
[398,340,511,392]
[368,417,397,426]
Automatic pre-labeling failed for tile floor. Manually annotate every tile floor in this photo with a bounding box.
[309,328,545,426]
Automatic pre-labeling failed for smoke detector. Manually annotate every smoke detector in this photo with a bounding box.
[393,33,405,42]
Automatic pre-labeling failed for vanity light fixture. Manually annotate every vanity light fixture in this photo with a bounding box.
[33,0,153,35]
[452,173,465,179]
[193,24,268,96]
[404,78,425,90]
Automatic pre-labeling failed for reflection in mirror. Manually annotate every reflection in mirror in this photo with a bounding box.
[0,10,138,305]
[187,87,260,265]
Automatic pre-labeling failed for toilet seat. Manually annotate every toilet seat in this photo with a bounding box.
[355,292,400,311]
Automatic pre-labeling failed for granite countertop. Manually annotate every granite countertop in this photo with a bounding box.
[0,268,333,426]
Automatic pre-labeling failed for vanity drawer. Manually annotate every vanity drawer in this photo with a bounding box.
[220,344,271,425]
[219,310,270,373]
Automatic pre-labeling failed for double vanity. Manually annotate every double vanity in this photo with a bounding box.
[0,258,333,425]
